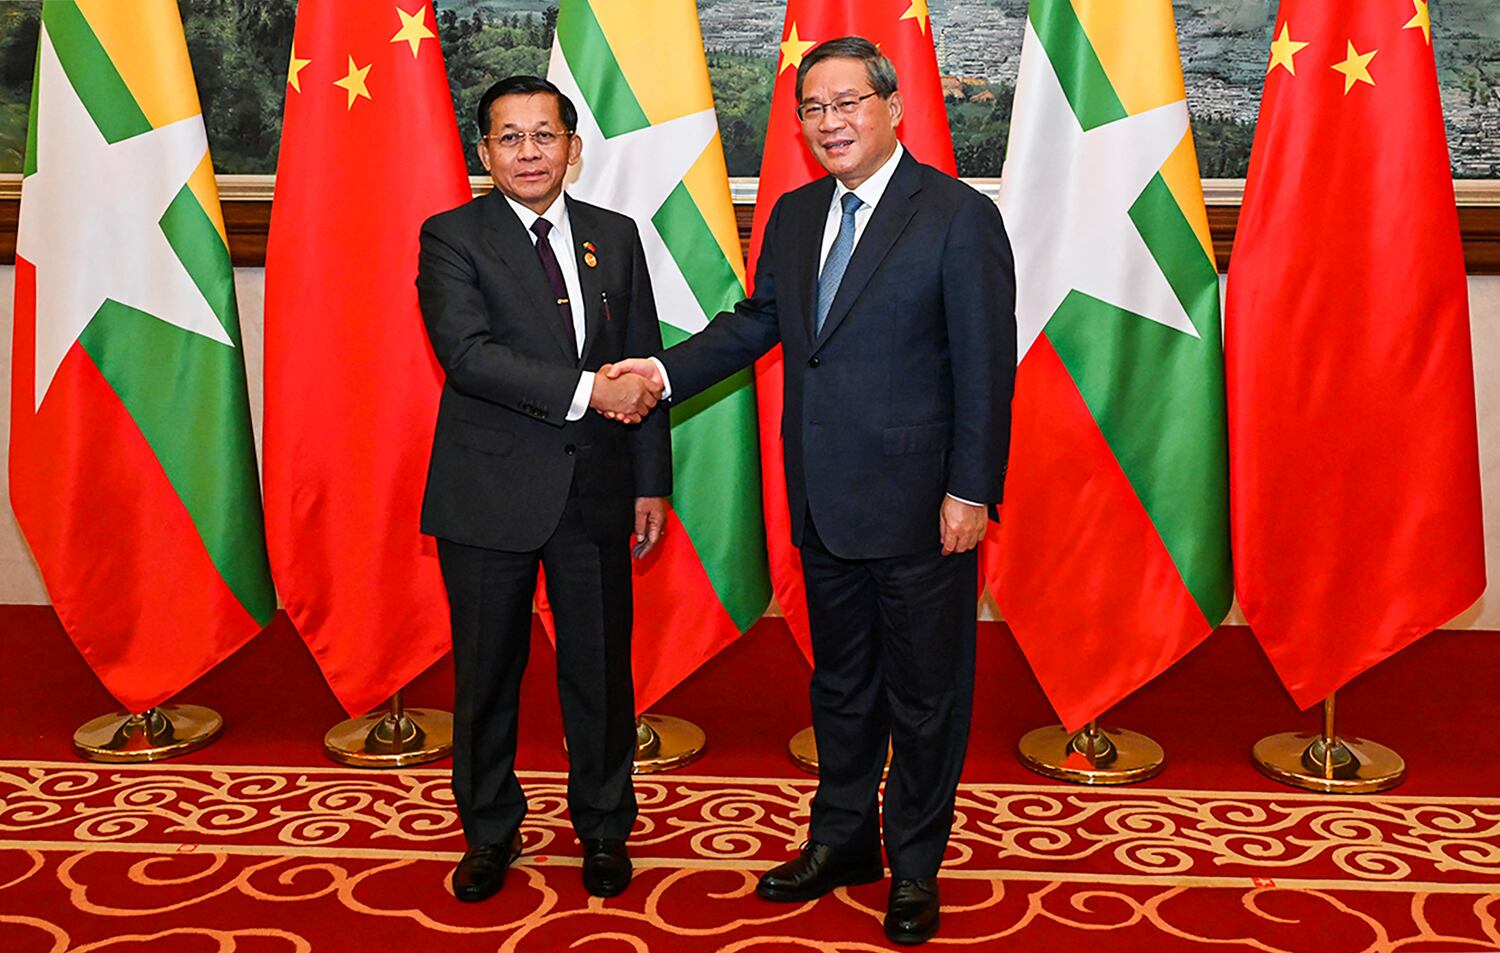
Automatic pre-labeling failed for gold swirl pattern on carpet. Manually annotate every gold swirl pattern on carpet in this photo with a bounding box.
[2,760,1499,952]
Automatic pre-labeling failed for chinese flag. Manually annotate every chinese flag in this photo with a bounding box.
[1225,0,1485,709]
[751,0,956,661]
[263,1,470,716]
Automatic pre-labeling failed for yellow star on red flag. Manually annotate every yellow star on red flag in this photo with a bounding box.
[391,4,437,58]
[779,23,816,76]
[1403,0,1431,45]
[1331,41,1377,94]
[1266,23,1309,77]
[287,44,311,92]
[334,56,373,109]
[901,0,931,35]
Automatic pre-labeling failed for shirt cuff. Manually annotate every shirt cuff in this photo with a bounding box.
[945,493,983,507]
[566,371,595,422]
[648,357,673,400]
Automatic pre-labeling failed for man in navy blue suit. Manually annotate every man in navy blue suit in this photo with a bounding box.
[609,37,1015,946]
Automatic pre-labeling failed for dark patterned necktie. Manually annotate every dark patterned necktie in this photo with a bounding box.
[530,218,574,352]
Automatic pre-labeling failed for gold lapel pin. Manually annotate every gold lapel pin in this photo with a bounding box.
[583,241,598,268]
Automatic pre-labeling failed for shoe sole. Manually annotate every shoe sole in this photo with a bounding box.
[884,916,939,946]
[755,865,885,903]
[584,874,632,899]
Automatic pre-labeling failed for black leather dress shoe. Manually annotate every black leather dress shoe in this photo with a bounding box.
[884,877,940,945]
[451,834,523,902]
[581,838,632,897]
[755,840,884,902]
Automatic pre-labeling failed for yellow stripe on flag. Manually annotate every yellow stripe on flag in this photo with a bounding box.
[682,132,746,287]
[589,0,714,125]
[187,153,229,247]
[77,0,202,129]
[1159,132,1215,266]
[1070,0,1185,116]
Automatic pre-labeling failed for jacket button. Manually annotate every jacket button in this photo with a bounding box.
[807,356,820,368]
[565,444,576,455]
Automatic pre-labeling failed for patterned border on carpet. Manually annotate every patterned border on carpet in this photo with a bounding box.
[3,761,1499,952]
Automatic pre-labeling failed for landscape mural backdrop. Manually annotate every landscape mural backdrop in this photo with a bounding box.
[0,0,1495,179]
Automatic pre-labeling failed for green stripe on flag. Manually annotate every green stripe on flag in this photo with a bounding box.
[651,186,771,631]
[555,0,650,138]
[80,305,276,625]
[1044,177,1231,624]
[24,42,39,176]
[161,186,242,347]
[41,1,151,144]
[1029,0,1127,131]
[652,183,744,323]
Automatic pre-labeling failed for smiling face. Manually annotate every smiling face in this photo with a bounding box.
[477,92,582,214]
[798,56,903,190]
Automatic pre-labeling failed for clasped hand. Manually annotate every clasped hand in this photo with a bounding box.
[593,359,664,424]
[590,361,663,424]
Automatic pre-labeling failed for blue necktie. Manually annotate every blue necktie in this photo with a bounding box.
[815,192,863,335]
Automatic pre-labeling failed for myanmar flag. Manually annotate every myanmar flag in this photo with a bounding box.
[752,0,957,662]
[11,0,274,713]
[1226,0,1485,709]
[987,0,1232,731]
[548,0,771,712]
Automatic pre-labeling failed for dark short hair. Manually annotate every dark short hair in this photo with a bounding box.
[795,37,899,102]
[476,75,578,136]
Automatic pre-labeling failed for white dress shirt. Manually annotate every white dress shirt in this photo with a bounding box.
[503,193,593,421]
[818,143,904,272]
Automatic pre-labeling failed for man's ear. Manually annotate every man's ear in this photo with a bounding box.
[476,139,491,173]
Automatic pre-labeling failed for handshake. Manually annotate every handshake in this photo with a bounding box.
[587,358,666,425]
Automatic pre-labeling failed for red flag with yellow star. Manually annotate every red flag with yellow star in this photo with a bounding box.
[263,1,469,716]
[751,0,955,662]
[1225,0,1485,709]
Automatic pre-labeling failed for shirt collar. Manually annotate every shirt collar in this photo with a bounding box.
[503,191,569,235]
[833,142,905,212]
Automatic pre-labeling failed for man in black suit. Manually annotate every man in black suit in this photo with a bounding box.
[609,38,1014,945]
[416,76,670,903]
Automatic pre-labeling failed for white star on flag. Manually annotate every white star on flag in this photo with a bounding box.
[1000,21,1196,362]
[16,28,232,411]
[550,48,721,336]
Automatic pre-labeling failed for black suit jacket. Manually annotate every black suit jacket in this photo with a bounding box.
[417,191,671,552]
[661,151,1015,559]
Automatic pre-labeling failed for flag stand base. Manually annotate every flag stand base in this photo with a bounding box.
[566,714,705,773]
[786,726,891,778]
[73,705,223,763]
[1252,694,1404,794]
[325,691,452,768]
[631,714,705,774]
[788,726,820,775]
[1017,720,1164,785]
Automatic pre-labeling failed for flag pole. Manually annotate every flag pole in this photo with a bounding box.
[324,690,453,768]
[1251,692,1405,793]
[1016,718,1165,785]
[73,705,223,762]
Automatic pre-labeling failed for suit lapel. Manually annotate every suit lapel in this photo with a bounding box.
[482,190,576,361]
[812,151,922,352]
[567,197,606,367]
[793,178,836,345]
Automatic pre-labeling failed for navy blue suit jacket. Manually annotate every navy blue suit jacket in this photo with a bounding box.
[660,151,1015,559]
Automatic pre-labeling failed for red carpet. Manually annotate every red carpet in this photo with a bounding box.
[3,608,1500,950]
